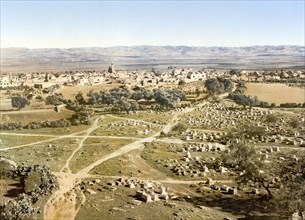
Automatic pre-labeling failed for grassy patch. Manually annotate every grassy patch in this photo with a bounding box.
[0,135,52,148]
[89,154,134,176]
[2,125,89,135]
[0,109,75,125]
[0,138,79,172]
[141,142,183,178]
[69,138,133,173]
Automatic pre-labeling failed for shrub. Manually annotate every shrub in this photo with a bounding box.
[11,97,29,109]
[0,159,17,179]
[1,194,39,220]
[265,114,278,123]
[15,164,57,197]
[172,123,187,132]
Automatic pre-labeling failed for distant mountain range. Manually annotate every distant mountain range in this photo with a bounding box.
[1,45,304,72]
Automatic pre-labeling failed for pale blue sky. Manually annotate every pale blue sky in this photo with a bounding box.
[1,1,304,48]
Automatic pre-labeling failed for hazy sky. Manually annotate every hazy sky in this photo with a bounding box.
[1,1,304,48]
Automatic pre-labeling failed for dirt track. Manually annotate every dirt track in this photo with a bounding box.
[43,105,202,220]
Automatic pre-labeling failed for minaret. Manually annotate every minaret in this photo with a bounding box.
[108,62,115,73]
[111,62,115,73]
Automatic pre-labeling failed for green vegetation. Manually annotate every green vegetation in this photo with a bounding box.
[11,96,29,110]
[0,164,57,220]
[204,78,233,95]
[70,138,132,173]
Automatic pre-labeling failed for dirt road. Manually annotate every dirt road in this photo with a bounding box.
[43,105,200,220]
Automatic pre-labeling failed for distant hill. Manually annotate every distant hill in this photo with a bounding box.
[1,45,304,72]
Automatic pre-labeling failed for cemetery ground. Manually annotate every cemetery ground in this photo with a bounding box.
[0,89,305,219]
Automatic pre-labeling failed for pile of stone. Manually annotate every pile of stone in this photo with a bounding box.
[177,143,226,153]
[181,102,304,146]
[136,186,170,203]
[182,130,227,143]
[206,179,238,195]
[108,178,173,203]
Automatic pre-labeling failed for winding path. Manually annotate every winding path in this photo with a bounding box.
[43,105,202,220]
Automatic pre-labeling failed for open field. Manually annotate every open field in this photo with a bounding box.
[57,84,123,100]
[245,83,305,105]
[1,124,89,135]
[0,137,80,172]
[0,108,75,124]
[0,134,52,148]
[89,149,169,180]
[70,138,133,173]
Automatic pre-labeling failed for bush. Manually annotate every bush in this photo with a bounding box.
[46,93,66,105]
[172,123,187,132]
[1,194,39,220]
[11,97,29,109]
[0,123,23,130]
[265,114,278,123]
[15,164,57,197]
[279,103,303,108]
[246,126,266,137]
[1,164,57,220]
[69,111,92,126]
[24,171,42,194]
[0,158,17,179]
[289,118,300,128]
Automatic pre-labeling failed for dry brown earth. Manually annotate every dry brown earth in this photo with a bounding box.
[245,83,305,105]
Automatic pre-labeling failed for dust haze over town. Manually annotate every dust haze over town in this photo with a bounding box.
[0,1,305,220]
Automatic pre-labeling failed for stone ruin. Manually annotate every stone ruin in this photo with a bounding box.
[108,178,174,203]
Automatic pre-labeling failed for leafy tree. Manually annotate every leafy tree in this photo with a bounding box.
[217,78,233,92]
[75,92,86,105]
[131,91,144,101]
[229,69,241,76]
[178,79,186,86]
[170,89,187,101]
[276,154,305,216]
[46,93,66,105]
[228,94,258,108]
[154,89,172,108]
[224,144,280,198]
[15,164,58,196]
[0,159,16,179]
[1,194,39,220]
[143,90,154,101]
[172,122,187,132]
[234,82,247,94]
[153,88,186,109]
[204,78,223,95]
[115,99,134,113]
[11,97,29,110]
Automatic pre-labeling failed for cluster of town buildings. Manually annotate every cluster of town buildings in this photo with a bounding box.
[0,62,304,89]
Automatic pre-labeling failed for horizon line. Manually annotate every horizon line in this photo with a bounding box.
[1,44,304,50]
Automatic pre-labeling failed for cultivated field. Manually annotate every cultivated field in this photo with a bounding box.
[57,84,123,100]
[245,83,305,105]
[0,108,75,124]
